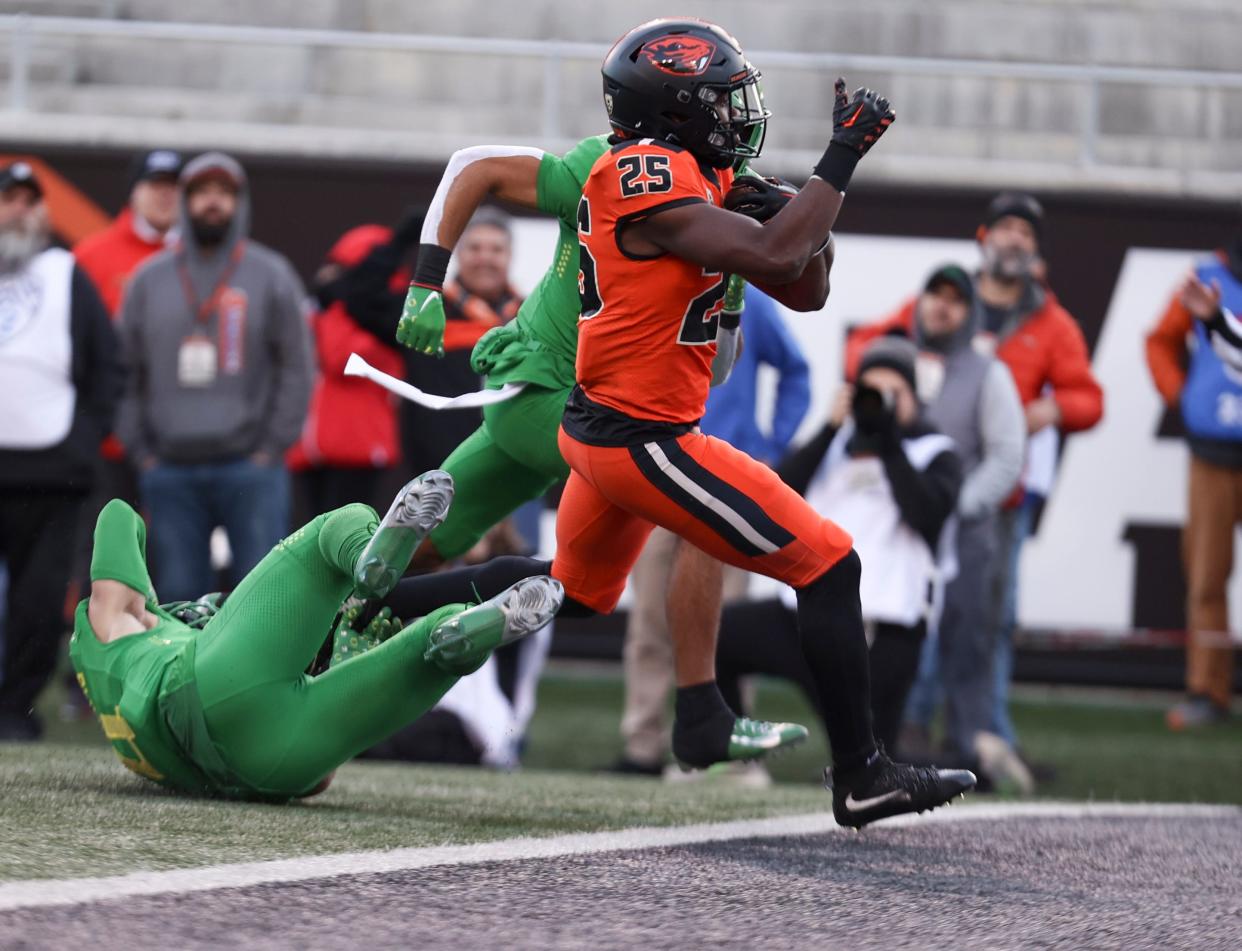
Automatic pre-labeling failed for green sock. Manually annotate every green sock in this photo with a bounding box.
[317,504,379,579]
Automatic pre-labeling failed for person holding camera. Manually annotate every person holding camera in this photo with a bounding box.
[712,335,963,755]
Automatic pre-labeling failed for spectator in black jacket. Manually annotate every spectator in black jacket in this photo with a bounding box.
[0,162,120,740]
[714,335,962,755]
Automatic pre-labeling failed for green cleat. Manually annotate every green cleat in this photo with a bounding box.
[353,470,454,600]
[424,576,564,673]
[727,716,810,761]
[673,714,810,771]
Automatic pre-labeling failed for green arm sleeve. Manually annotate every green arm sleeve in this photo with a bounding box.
[536,135,610,225]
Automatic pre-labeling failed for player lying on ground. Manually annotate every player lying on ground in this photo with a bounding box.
[70,472,562,801]
[544,18,975,828]
[391,127,805,767]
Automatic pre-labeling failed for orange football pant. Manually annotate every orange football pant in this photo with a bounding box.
[552,427,853,613]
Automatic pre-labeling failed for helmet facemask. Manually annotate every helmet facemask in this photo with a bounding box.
[697,68,768,170]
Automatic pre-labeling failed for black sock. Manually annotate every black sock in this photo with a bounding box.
[367,556,551,625]
[674,680,733,726]
[868,622,925,755]
[794,549,878,773]
[671,681,736,768]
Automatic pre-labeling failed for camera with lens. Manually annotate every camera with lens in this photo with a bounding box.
[851,382,896,434]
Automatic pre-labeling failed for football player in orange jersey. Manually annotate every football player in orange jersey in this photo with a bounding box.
[551,18,975,828]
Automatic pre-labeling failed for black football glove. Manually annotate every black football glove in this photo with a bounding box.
[723,175,800,223]
[831,78,895,158]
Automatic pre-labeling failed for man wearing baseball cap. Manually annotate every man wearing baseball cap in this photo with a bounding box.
[115,151,313,603]
[75,148,184,316]
[900,264,1029,790]
[0,160,120,740]
[846,193,1104,764]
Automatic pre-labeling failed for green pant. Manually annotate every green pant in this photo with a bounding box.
[194,504,476,798]
[429,384,572,559]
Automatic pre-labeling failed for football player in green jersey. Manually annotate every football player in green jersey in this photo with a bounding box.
[70,472,562,801]
[389,136,807,770]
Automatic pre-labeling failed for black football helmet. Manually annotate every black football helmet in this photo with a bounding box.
[601,18,769,170]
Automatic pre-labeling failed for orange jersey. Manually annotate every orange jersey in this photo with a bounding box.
[575,139,734,425]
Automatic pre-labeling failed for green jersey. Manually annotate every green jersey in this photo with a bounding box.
[69,502,242,797]
[474,134,608,391]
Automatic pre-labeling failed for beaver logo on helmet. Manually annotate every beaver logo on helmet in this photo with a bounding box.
[641,34,717,76]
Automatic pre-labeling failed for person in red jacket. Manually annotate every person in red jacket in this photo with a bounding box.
[287,225,406,519]
[75,149,184,317]
[73,149,184,477]
[847,192,1104,754]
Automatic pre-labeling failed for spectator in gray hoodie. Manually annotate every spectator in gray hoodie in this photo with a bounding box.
[900,265,1028,790]
[117,152,313,602]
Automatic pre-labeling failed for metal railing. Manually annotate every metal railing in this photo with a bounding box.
[4,13,1242,168]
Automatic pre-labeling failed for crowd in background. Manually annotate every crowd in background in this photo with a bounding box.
[0,146,1236,789]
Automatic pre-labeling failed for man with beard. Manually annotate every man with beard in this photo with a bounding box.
[0,161,120,739]
[117,152,313,603]
[847,193,1103,757]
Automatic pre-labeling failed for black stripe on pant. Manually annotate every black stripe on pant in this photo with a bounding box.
[627,439,795,558]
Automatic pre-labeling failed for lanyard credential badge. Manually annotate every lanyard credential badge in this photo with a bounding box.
[177,334,217,387]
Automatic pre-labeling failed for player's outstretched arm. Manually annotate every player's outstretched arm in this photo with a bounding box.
[633,80,893,312]
[399,146,545,354]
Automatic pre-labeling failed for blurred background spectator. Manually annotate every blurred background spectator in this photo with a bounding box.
[897,265,1028,790]
[286,223,407,524]
[75,149,183,316]
[116,151,312,602]
[1147,261,1242,729]
[848,192,1104,755]
[615,285,811,777]
[0,161,119,740]
[403,207,521,478]
[715,335,961,761]
[72,148,183,503]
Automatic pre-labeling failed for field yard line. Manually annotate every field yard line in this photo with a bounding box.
[0,801,1235,912]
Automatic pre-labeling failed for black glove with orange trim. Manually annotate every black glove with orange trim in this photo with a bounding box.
[724,174,800,223]
[831,79,895,156]
[814,78,896,192]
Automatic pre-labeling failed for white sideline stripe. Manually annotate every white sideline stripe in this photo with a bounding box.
[0,801,1235,912]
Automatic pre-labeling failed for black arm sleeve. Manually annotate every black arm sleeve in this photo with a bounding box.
[776,421,838,496]
[340,241,408,343]
[70,264,122,442]
[880,444,963,550]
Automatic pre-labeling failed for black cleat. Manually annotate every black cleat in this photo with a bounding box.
[826,750,976,829]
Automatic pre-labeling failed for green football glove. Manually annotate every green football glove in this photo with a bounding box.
[330,605,404,669]
[397,284,447,357]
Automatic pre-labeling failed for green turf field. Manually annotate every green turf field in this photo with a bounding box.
[4,664,1238,883]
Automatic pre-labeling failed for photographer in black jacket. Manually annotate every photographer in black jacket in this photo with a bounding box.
[714,335,962,754]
